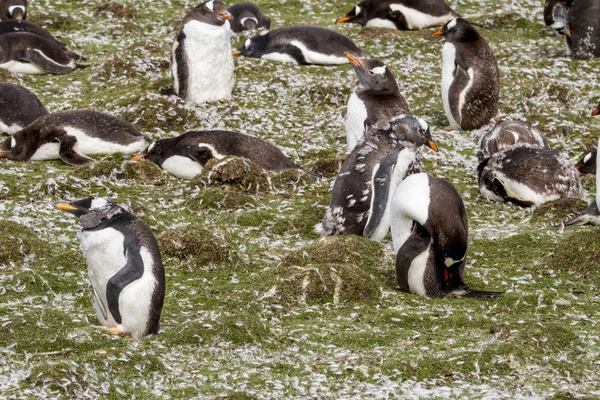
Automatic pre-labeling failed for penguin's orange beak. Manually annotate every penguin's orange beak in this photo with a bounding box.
[0,150,7,158]
[575,164,580,170]
[427,140,438,152]
[56,203,78,211]
[346,53,361,66]
[432,29,445,37]
[592,107,600,116]
[219,12,231,20]
[232,50,241,56]
[566,27,572,38]
[131,154,145,161]
[336,16,351,24]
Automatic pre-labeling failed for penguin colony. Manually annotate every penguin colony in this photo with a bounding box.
[1,0,600,341]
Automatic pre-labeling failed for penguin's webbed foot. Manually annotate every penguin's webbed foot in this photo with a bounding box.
[105,326,132,338]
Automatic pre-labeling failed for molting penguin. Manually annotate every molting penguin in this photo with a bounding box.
[0,110,152,165]
[477,144,583,207]
[234,25,364,65]
[171,0,234,104]
[0,83,47,134]
[227,3,271,32]
[336,0,458,30]
[390,173,502,298]
[345,52,409,153]
[566,137,600,226]
[477,121,549,162]
[131,130,310,180]
[57,197,165,338]
[316,114,437,241]
[561,0,600,59]
[434,18,500,131]
[0,0,26,20]
[0,32,81,74]
[575,149,596,174]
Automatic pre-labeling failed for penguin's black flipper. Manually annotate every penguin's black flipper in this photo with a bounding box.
[461,288,504,298]
[22,49,73,74]
[395,222,430,293]
[174,31,189,98]
[57,134,95,165]
[106,242,145,325]
[448,61,470,126]
[363,153,397,238]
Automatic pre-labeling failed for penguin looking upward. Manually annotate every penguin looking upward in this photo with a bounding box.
[0,83,47,134]
[227,3,271,32]
[345,52,409,153]
[0,0,26,20]
[316,114,437,241]
[234,25,364,65]
[566,136,600,226]
[433,18,500,131]
[57,197,165,338]
[336,0,458,30]
[477,121,549,162]
[390,173,502,298]
[171,0,235,104]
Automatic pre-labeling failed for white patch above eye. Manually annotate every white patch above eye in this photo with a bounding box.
[418,117,428,132]
[10,136,16,149]
[584,153,592,163]
[245,38,251,48]
[370,66,386,75]
[147,142,156,152]
[8,5,25,15]
[205,0,214,11]
[355,5,362,15]
[240,17,258,27]
[91,198,110,210]
[447,18,458,30]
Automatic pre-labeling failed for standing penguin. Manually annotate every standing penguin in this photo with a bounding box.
[57,197,165,338]
[336,0,458,30]
[171,0,235,104]
[0,110,152,165]
[434,18,500,131]
[0,0,26,20]
[234,25,364,65]
[227,3,270,32]
[0,83,47,134]
[345,52,409,153]
[558,0,600,59]
[477,121,549,162]
[390,173,502,298]
[566,137,600,226]
[316,114,437,241]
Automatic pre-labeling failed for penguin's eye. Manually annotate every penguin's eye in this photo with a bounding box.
[368,70,375,76]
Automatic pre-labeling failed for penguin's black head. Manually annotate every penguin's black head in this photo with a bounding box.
[433,18,479,42]
[235,33,268,58]
[57,197,127,230]
[346,53,399,94]
[336,1,368,26]
[185,0,231,26]
[575,150,597,174]
[132,140,164,166]
[387,114,438,152]
[0,133,29,160]
[2,1,27,20]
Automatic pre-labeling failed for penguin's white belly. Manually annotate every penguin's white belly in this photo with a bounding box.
[0,60,47,74]
[161,155,204,179]
[389,4,453,29]
[441,43,461,129]
[365,19,398,29]
[183,21,235,104]
[492,171,561,206]
[345,92,368,153]
[390,173,431,253]
[261,52,298,63]
[0,120,24,135]
[407,246,430,297]
[289,40,348,65]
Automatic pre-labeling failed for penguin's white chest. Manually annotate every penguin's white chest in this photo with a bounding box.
[389,4,452,29]
[0,60,47,75]
[161,155,204,179]
[441,42,461,129]
[179,20,235,104]
[407,246,430,297]
[345,91,368,153]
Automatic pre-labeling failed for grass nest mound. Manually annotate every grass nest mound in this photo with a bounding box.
[73,155,166,183]
[551,230,600,278]
[193,157,271,192]
[533,197,589,221]
[158,225,233,267]
[0,221,48,266]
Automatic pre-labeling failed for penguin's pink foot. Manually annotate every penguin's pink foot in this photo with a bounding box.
[443,126,454,131]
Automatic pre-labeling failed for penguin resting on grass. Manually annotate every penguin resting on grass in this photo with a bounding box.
[0,82,47,134]
[477,121,549,162]
[57,197,165,338]
[391,173,502,298]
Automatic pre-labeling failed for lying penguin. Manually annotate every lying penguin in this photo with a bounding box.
[345,52,409,153]
[0,110,152,165]
[477,121,549,162]
[575,150,596,174]
[336,0,458,30]
[0,0,26,20]
[0,32,82,74]
[316,114,437,241]
[234,25,364,65]
[227,2,270,32]
[0,20,72,51]
[131,130,311,180]
[565,137,600,227]
[57,197,165,338]
[391,173,502,298]
[0,82,47,134]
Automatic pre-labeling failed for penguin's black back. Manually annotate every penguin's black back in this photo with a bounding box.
[0,83,47,130]
[569,0,600,59]
[265,25,364,57]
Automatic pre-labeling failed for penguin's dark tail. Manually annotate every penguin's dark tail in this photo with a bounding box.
[460,287,504,298]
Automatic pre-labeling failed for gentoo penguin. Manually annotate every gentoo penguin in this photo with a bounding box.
[171,0,234,104]
[316,114,437,241]
[390,173,502,298]
[345,52,410,153]
[434,18,500,131]
[0,32,81,74]
[477,121,549,162]
[0,0,26,20]
[57,197,165,338]
[477,144,583,207]
[566,137,600,226]
[227,3,270,32]
[0,20,71,50]
[131,130,308,180]
[544,0,569,35]
[559,0,600,59]
[336,0,458,30]
[0,83,47,134]
[0,110,152,165]
[575,150,596,174]
[234,25,364,65]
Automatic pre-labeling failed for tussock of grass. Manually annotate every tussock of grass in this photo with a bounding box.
[159,225,234,266]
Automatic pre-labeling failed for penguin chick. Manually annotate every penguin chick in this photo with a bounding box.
[477,144,583,207]
[574,150,596,174]
[337,0,458,30]
[227,3,271,32]
[171,0,234,104]
[391,173,502,298]
[434,18,500,131]
[0,0,26,20]
[345,52,409,153]
[0,82,47,134]
[316,114,437,241]
[565,136,600,226]
[478,121,549,162]
[0,110,152,165]
[235,25,364,65]
[57,197,165,338]
[132,130,311,180]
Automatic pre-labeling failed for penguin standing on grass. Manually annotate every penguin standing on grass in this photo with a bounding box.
[171,0,235,104]
[391,173,502,298]
[57,197,166,338]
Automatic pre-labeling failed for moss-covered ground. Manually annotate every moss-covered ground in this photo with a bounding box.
[1,0,600,398]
